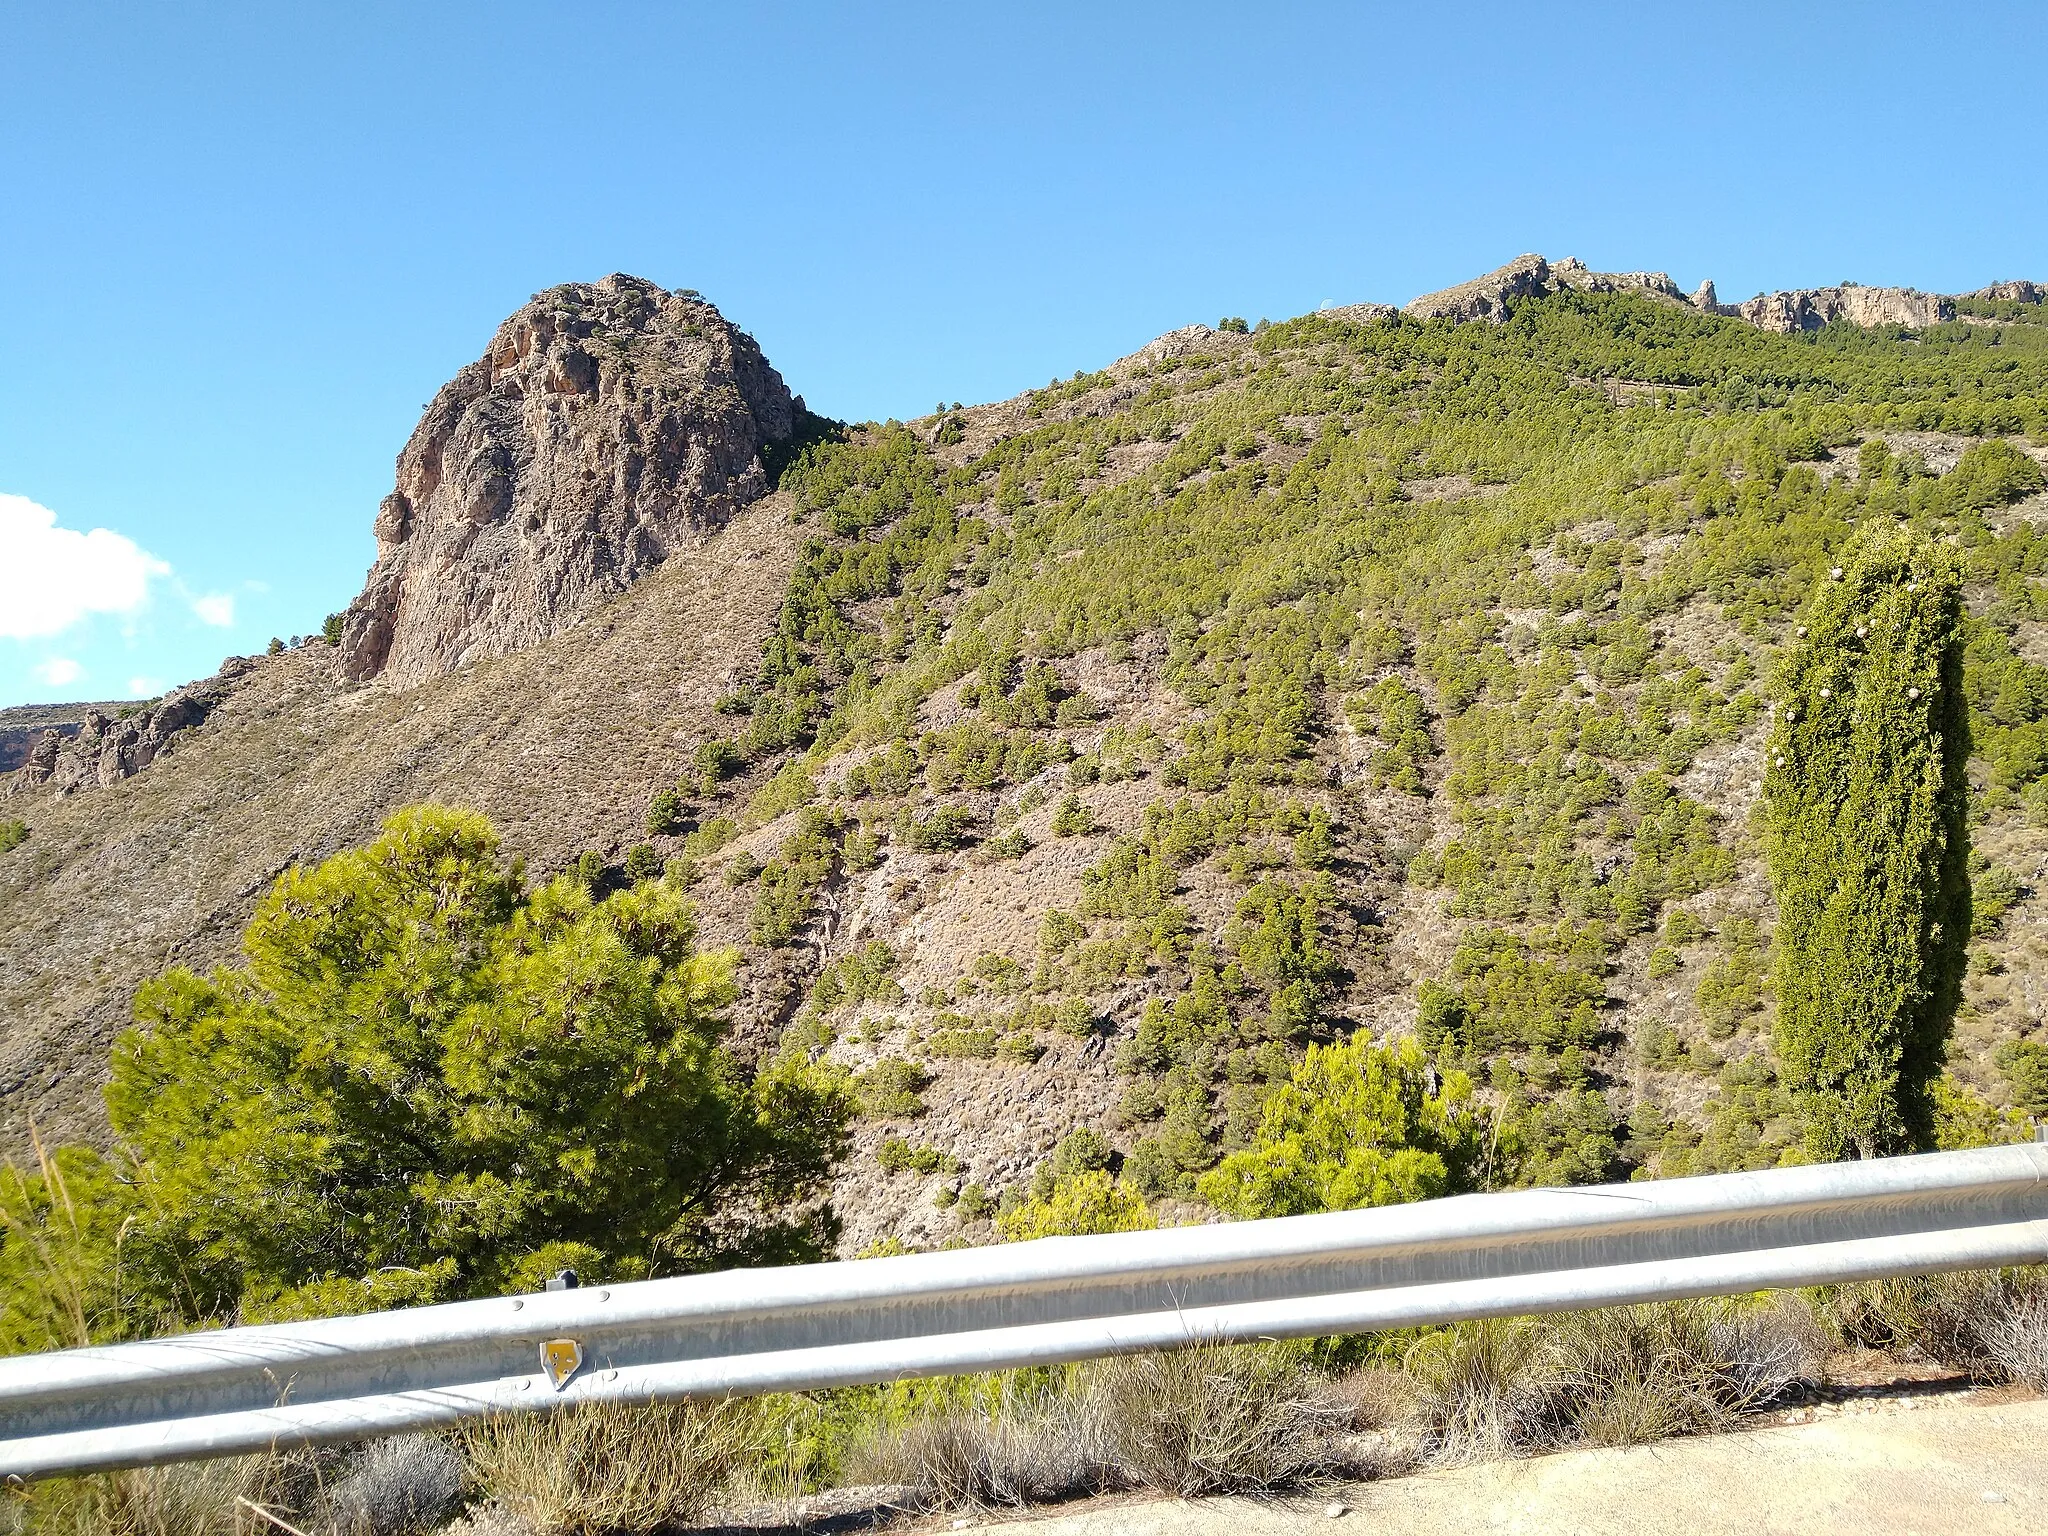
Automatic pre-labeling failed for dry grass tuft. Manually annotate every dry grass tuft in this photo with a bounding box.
[844,1395,1106,1512]
[1083,1343,1355,1498]
[1400,1299,1825,1463]
[461,1400,760,1536]
[1,1451,330,1536]
[1401,1317,1555,1464]
[1825,1268,2048,1381]
[1983,1287,2048,1390]
[325,1437,466,1536]
[1548,1300,1820,1448]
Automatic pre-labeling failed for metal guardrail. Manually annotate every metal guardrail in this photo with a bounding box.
[2,1142,2044,1479]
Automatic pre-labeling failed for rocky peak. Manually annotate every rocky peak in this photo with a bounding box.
[1403,253,1556,322]
[1403,255,1698,323]
[338,275,797,688]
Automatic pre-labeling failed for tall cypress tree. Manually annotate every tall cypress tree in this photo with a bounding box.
[1766,525,1970,1159]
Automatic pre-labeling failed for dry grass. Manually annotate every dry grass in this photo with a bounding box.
[1399,1298,1825,1464]
[844,1391,1107,1512]
[1401,1317,1555,1463]
[1984,1289,2048,1390]
[325,1438,466,1536]
[1547,1298,1822,1448]
[1,1450,332,1536]
[1083,1343,1356,1498]
[1824,1267,2048,1380]
[846,1343,1357,1509]
[460,1400,762,1536]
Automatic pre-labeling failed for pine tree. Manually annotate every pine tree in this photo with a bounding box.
[1767,526,1970,1159]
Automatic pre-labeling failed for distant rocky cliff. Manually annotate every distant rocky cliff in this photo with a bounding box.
[1736,283,1953,333]
[1401,254,1965,334]
[6,666,253,796]
[0,703,123,774]
[337,274,797,688]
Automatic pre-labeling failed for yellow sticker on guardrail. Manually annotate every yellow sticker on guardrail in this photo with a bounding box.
[541,1338,583,1391]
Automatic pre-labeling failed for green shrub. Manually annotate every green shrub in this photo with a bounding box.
[10,807,851,1337]
[1051,794,1095,837]
[996,1031,1045,1063]
[646,788,688,837]
[693,739,741,794]
[997,1170,1152,1241]
[982,829,1030,860]
[751,809,845,946]
[1945,438,2046,510]
[1199,1032,1483,1218]
[812,941,903,1011]
[876,1137,956,1176]
[1767,526,1969,1158]
[0,821,26,855]
[902,805,980,852]
[1996,1039,2048,1115]
[925,1027,999,1060]
[857,1058,931,1118]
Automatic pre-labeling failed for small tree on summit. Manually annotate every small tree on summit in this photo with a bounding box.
[1767,526,1970,1160]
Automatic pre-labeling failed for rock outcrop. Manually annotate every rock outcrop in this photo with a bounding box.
[1404,255,1698,323]
[1315,302,1401,325]
[1737,283,1953,333]
[0,703,123,774]
[1399,257,2009,336]
[7,663,253,795]
[337,275,797,689]
[1405,254,1557,322]
[1973,281,2046,305]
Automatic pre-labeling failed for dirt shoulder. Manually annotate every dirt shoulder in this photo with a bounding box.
[963,1395,2046,1536]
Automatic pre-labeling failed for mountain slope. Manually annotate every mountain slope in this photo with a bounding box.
[7,260,2048,1256]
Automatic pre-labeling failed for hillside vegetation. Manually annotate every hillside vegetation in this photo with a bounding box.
[6,280,2048,1316]
[700,290,2048,1247]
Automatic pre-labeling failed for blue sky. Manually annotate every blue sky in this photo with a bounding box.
[3,1,2043,707]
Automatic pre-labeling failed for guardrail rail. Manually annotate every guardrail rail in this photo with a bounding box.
[3,1142,2045,1478]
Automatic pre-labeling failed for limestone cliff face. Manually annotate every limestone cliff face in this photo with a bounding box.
[1737,283,1953,333]
[338,275,796,688]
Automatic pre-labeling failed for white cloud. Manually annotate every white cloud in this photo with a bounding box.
[192,592,235,627]
[36,656,83,687]
[0,493,170,640]
[127,676,165,698]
